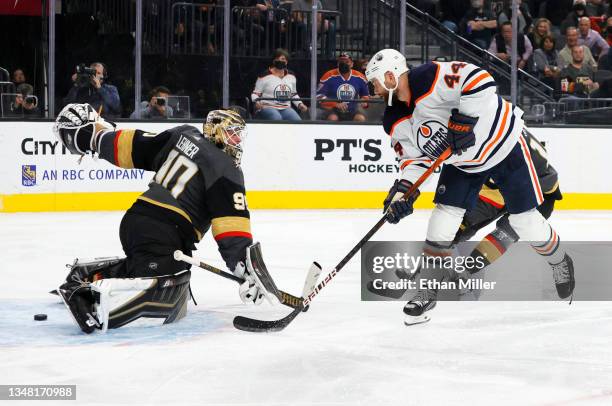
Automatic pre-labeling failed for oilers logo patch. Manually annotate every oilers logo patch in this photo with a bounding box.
[22,165,36,186]
[336,83,356,100]
[274,84,292,101]
[416,120,450,159]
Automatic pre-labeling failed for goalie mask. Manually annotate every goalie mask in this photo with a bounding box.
[203,109,247,167]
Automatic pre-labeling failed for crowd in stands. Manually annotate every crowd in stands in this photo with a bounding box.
[437,0,612,98]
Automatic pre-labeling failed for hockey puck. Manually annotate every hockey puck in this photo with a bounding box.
[34,314,47,321]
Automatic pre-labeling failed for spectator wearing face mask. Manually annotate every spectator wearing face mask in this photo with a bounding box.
[316,52,370,122]
[251,48,307,120]
[561,0,589,35]
[577,16,610,59]
[460,0,497,49]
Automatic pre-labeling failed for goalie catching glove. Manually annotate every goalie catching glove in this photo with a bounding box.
[53,103,116,155]
[383,179,420,224]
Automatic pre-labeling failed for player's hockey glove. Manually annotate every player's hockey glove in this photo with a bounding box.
[233,261,264,305]
[447,108,478,155]
[383,179,420,224]
[53,103,115,155]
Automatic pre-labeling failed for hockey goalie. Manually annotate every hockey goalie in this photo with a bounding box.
[53,104,274,333]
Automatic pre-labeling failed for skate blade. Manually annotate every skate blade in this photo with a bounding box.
[404,314,432,326]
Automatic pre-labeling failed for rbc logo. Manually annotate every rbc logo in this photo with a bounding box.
[337,84,356,100]
[22,165,36,187]
[274,84,292,100]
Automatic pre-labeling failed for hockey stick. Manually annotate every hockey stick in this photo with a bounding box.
[233,148,452,332]
[173,250,304,309]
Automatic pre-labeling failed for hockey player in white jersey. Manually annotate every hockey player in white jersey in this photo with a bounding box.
[365,49,575,325]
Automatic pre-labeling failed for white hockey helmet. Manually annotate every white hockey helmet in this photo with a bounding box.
[365,49,409,106]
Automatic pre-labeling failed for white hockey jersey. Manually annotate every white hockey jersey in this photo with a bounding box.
[382,61,524,184]
[251,68,303,110]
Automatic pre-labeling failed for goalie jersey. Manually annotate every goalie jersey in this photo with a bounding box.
[95,124,252,270]
[383,61,525,184]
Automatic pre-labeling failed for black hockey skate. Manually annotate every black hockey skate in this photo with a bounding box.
[57,281,102,334]
[51,257,123,296]
[403,288,437,326]
[550,254,575,300]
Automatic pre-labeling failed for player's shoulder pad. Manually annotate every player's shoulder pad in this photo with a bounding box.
[408,61,440,101]
[197,141,245,188]
[383,102,412,135]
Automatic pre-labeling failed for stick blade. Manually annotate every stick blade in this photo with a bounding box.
[233,307,301,333]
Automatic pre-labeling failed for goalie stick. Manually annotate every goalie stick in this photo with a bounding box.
[232,148,452,332]
[173,247,304,309]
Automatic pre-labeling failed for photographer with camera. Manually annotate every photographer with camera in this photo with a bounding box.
[9,83,40,118]
[130,86,174,119]
[63,62,121,118]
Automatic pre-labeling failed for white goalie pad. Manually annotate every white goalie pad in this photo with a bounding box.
[90,278,157,333]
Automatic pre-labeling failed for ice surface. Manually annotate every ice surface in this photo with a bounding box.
[1,210,612,406]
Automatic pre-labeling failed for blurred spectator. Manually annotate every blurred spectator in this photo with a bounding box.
[529,18,553,50]
[130,86,174,119]
[173,1,221,54]
[354,58,369,74]
[317,53,369,121]
[586,0,608,16]
[12,68,27,87]
[258,0,290,51]
[63,62,121,118]
[560,45,599,95]
[439,0,471,33]
[9,84,40,118]
[599,49,612,69]
[408,0,436,15]
[291,0,336,57]
[489,22,533,70]
[460,0,497,49]
[561,0,589,34]
[497,0,533,35]
[543,0,573,33]
[534,35,562,86]
[606,17,612,47]
[578,16,610,58]
[560,27,597,68]
[251,49,307,120]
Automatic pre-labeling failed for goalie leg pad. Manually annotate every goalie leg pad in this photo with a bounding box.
[92,271,192,331]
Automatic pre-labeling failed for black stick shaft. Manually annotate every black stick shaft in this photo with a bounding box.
[332,148,451,274]
[303,148,451,306]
